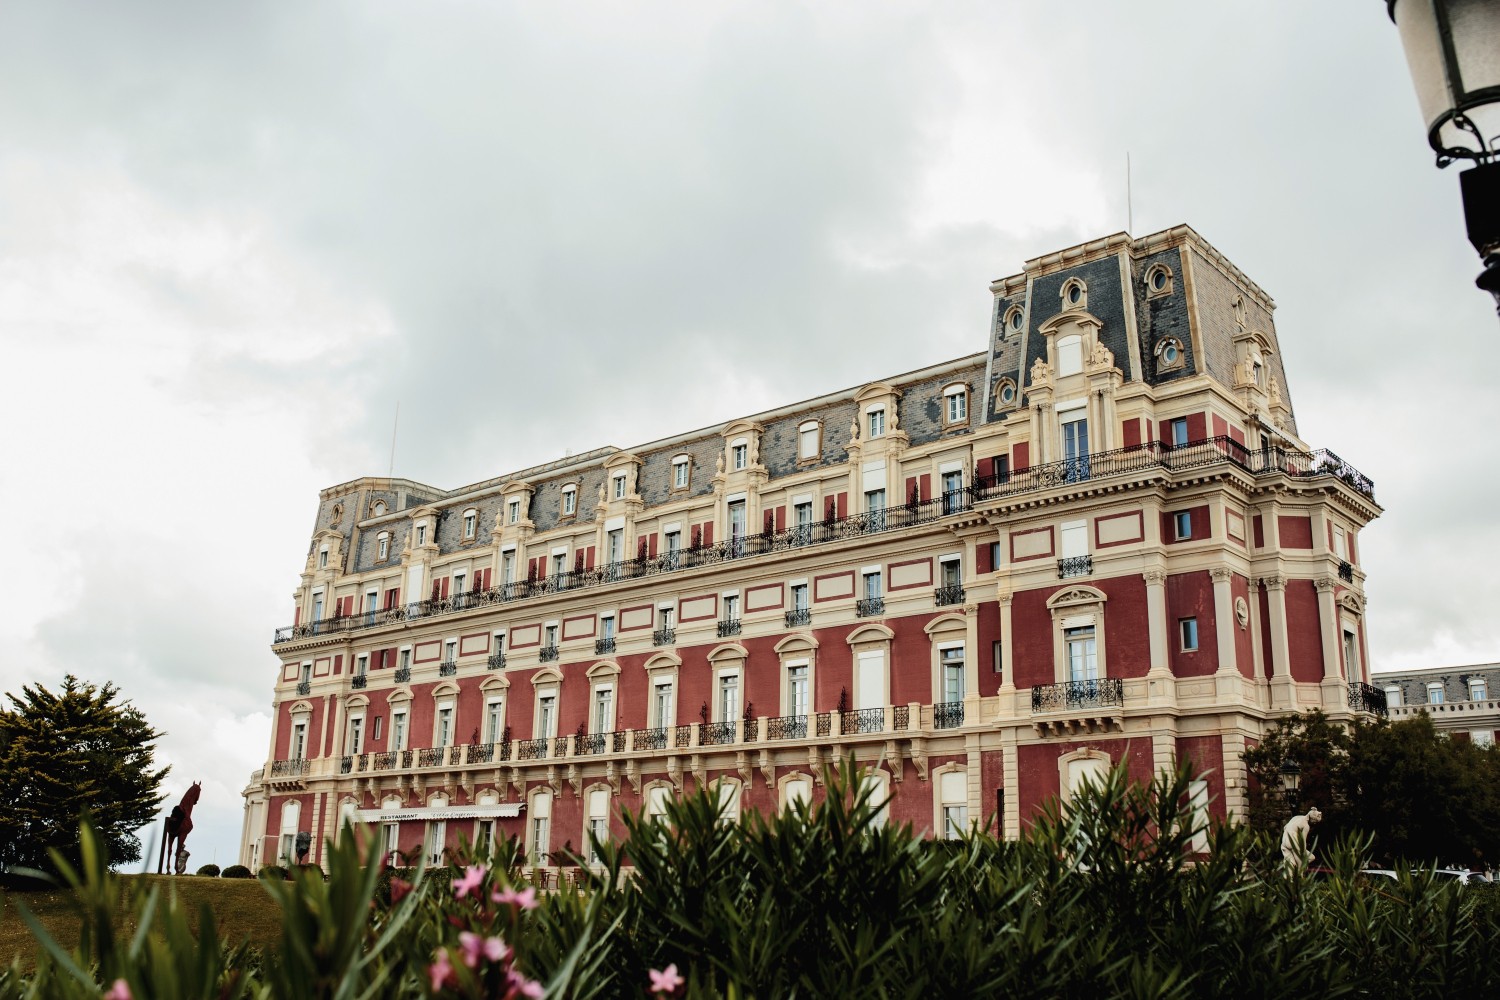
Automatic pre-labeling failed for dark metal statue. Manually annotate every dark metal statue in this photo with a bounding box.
[157,781,201,875]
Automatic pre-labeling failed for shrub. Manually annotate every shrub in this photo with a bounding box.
[194,864,220,877]
[220,864,252,879]
[255,865,289,881]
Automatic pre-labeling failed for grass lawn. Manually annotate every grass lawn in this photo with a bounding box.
[0,875,285,969]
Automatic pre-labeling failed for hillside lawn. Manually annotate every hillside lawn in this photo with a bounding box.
[0,876,284,970]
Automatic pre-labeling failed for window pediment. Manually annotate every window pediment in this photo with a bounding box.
[1047,586,1108,610]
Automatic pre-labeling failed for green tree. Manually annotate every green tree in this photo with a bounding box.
[0,675,167,873]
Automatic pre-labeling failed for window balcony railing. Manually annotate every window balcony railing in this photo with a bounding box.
[516,738,548,761]
[553,736,570,758]
[394,666,411,683]
[538,645,560,662]
[785,608,812,628]
[933,701,965,729]
[893,705,910,730]
[339,755,353,774]
[275,436,1375,647]
[742,717,759,742]
[716,618,742,638]
[487,653,506,670]
[767,714,807,740]
[612,731,627,753]
[1030,678,1125,713]
[855,597,885,618]
[700,721,737,746]
[417,747,447,767]
[296,680,311,696]
[653,628,676,647]
[1348,681,1389,718]
[842,708,884,734]
[1338,560,1355,583]
[816,712,832,737]
[575,732,607,755]
[595,637,616,655]
[372,751,399,770]
[269,758,309,777]
[673,724,693,749]
[934,584,966,607]
[438,660,458,677]
[1057,556,1093,579]
[633,727,667,751]
[466,743,494,765]
[351,674,367,689]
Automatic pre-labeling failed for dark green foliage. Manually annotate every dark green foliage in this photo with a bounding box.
[1244,711,1500,866]
[0,676,167,874]
[220,865,252,879]
[256,866,289,881]
[194,864,220,878]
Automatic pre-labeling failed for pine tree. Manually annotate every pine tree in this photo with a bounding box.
[0,675,167,873]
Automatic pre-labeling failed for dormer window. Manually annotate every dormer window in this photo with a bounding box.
[797,421,821,462]
[942,384,968,425]
[672,455,690,489]
[377,532,390,560]
[1154,337,1186,373]
[1057,335,1083,377]
[1003,305,1024,334]
[1252,355,1265,387]
[612,473,627,500]
[462,510,477,540]
[1061,277,1087,309]
[867,408,885,438]
[415,525,427,546]
[731,443,747,470]
[562,486,577,516]
[372,500,386,517]
[318,547,329,569]
[1145,263,1173,297]
[994,379,1017,409]
[507,499,520,524]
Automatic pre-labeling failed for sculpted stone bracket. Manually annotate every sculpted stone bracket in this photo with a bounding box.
[758,749,775,790]
[604,760,622,795]
[625,759,641,796]
[808,745,824,785]
[690,753,707,791]
[736,751,752,789]
[883,739,905,782]
[509,766,526,799]
[1033,714,1123,738]
[566,763,582,798]
[667,756,683,793]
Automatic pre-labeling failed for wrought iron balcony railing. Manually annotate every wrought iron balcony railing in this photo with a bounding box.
[934,584,966,607]
[1348,681,1389,718]
[553,736,570,758]
[595,637,616,655]
[673,724,693,749]
[767,714,807,740]
[816,711,832,737]
[417,747,446,767]
[515,738,548,761]
[1057,556,1092,579]
[700,721,737,746]
[269,758,309,777]
[275,436,1374,646]
[438,660,458,677]
[933,701,965,729]
[339,755,352,774]
[653,628,676,647]
[372,751,399,770]
[716,618,742,637]
[538,645,560,662]
[633,727,667,751]
[351,674,367,689]
[394,666,411,683]
[785,608,811,627]
[295,680,311,695]
[856,597,885,617]
[1339,560,1355,583]
[575,732,607,755]
[488,653,506,670]
[467,743,494,764]
[742,717,759,741]
[842,708,884,734]
[1030,678,1125,712]
[893,705,910,730]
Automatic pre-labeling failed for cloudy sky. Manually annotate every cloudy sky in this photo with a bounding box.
[1,1,1495,868]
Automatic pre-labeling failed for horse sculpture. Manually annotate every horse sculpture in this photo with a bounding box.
[158,782,201,875]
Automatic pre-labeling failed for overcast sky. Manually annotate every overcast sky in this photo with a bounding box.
[1,1,1495,869]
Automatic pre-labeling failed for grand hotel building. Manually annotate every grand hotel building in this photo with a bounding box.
[241,226,1385,871]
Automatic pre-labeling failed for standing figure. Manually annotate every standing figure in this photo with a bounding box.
[158,782,202,875]
[1280,806,1322,871]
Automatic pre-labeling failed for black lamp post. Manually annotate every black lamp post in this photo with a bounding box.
[1386,1,1500,314]
[1279,759,1302,810]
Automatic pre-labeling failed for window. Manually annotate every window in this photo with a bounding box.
[1065,626,1097,682]
[1180,618,1199,652]
[1333,525,1349,560]
[783,777,811,812]
[942,470,964,514]
[485,700,503,743]
[593,686,614,734]
[717,782,741,825]
[1174,511,1193,540]
[1473,730,1496,748]
[727,500,747,554]
[798,421,820,461]
[601,614,615,640]
[939,770,967,840]
[382,821,399,862]
[1060,519,1088,560]
[452,572,466,595]
[859,772,889,829]
[444,638,457,663]
[426,820,447,866]
[373,500,387,517]
[529,794,551,864]
[995,379,1017,408]
[507,500,520,525]
[562,487,577,516]
[664,530,682,568]
[463,511,476,539]
[791,583,809,612]
[653,681,674,728]
[1470,678,1488,702]
[865,488,886,529]
[1187,780,1210,853]
[1169,418,1189,448]
[732,443,747,470]
[301,662,313,685]
[646,785,672,825]
[787,663,809,717]
[544,623,558,648]
[1384,686,1402,708]
[723,593,740,622]
[944,386,968,424]
[673,456,690,489]
[586,788,610,864]
[356,654,368,678]
[612,474,626,500]
[291,720,308,759]
[862,571,882,601]
[657,606,675,631]
[416,525,427,546]
[1427,683,1445,705]
[1060,408,1088,480]
[436,706,453,746]
[312,592,325,623]
[1343,629,1360,678]
[940,557,962,588]
[399,648,411,672]
[392,711,407,750]
[606,528,624,566]
[502,550,515,583]
[718,673,740,723]
[318,548,328,569]
[551,553,565,577]
[377,533,390,560]
[538,692,558,738]
[941,646,965,703]
[988,541,1001,570]
[868,408,885,438]
[476,819,493,853]
[373,716,384,741]
[1057,335,1083,377]
[793,501,813,544]
[348,716,364,755]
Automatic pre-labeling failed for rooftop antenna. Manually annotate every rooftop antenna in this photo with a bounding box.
[1126,152,1134,235]
[388,401,400,479]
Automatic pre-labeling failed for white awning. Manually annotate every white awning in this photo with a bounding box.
[353,803,523,822]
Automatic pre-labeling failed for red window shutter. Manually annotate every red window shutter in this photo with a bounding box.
[294,606,301,626]
[1122,419,1141,449]
[1187,412,1207,441]
[703,522,714,546]
[918,474,931,502]
[905,476,917,504]
[976,458,993,481]
[1013,442,1029,472]
[836,492,847,518]
[334,655,343,674]
[586,546,596,570]
[431,581,440,601]
[441,578,450,599]
[648,533,659,558]
[775,505,786,531]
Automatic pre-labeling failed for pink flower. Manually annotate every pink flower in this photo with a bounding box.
[454,864,487,899]
[389,877,412,904]
[459,931,510,968]
[492,884,539,911]
[428,949,457,993]
[649,963,685,995]
[505,970,545,998]
[103,980,132,1000]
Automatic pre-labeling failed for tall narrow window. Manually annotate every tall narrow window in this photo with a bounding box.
[941,647,965,703]
[562,488,577,516]
[1169,418,1189,448]
[291,721,308,760]
[944,387,968,424]
[1427,683,1445,704]
[1343,629,1360,679]
[507,500,520,525]
[606,529,624,567]
[723,593,740,623]
[538,693,557,738]
[436,707,453,747]
[665,530,682,569]
[349,717,364,755]
[601,614,615,640]
[1470,678,1488,702]
[1180,618,1199,651]
[868,408,885,438]
[673,456,690,489]
[463,511,476,539]
[732,443,748,470]
[426,820,447,866]
[787,664,808,717]
[1065,626,1097,682]
[312,593,325,623]
[791,583,809,611]
[728,500,747,556]
[612,474,626,500]
[502,550,515,583]
[530,795,550,864]
[416,525,427,546]
[794,501,813,544]
[377,533,390,560]
[798,421,820,461]
[486,701,503,743]
[587,788,610,864]
[940,770,967,840]
[551,553,565,577]
[1174,511,1193,540]
[392,711,407,751]
[594,687,614,734]
[318,548,328,569]
[718,674,740,722]
[865,488,886,530]
[1060,409,1089,481]
[654,681,674,728]
[1057,335,1083,376]
[544,624,558,648]
[863,571,882,601]
[942,470,964,514]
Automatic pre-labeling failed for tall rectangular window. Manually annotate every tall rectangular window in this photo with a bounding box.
[941,647,965,703]
[665,530,681,568]
[1169,417,1189,448]
[416,525,427,545]
[1174,511,1193,540]
[1065,626,1097,682]
[673,458,690,488]
[1343,629,1360,678]
[594,687,614,734]
[1470,678,1488,702]
[1427,682,1445,705]
[601,614,615,640]
[942,470,964,513]
[392,711,407,751]
[606,529,623,566]
[426,821,446,866]
[463,512,476,538]
[551,553,565,577]
[291,721,307,759]
[718,674,740,722]
[732,444,748,470]
[787,664,808,717]
[865,489,886,530]
[612,474,626,499]
[1061,410,1089,480]
[538,694,557,738]
[502,550,515,582]
[723,594,740,622]
[562,489,577,515]
[863,571,882,601]
[798,422,819,460]
[486,701,503,743]
[654,681,673,728]
[794,502,813,544]
[868,409,885,438]
[1180,618,1199,651]
[791,583,809,611]
[312,593,324,622]
[436,707,453,747]
[507,500,520,524]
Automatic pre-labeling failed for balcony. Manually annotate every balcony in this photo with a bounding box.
[934,584,966,607]
[438,660,458,677]
[933,701,964,729]
[487,653,506,670]
[784,608,811,628]
[841,708,884,734]
[700,721,737,746]
[538,645,560,663]
[673,724,693,749]
[595,637,616,655]
[855,597,885,618]
[1030,678,1124,736]
[767,714,807,740]
[274,436,1376,648]
[417,747,447,767]
[1347,681,1389,718]
[1339,561,1355,583]
[351,674,367,689]
[394,666,411,683]
[296,680,311,696]
[516,738,548,761]
[653,628,676,647]
[633,727,667,751]
[371,751,399,770]
[575,732,607,755]
[269,758,309,778]
[1057,556,1092,579]
[716,618,742,638]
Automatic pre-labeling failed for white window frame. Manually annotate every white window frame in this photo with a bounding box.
[867,407,885,438]
[672,455,690,489]
[507,499,520,525]
[463,509,477,539]
[1470,678,1488,702]
[485,698,505,744]
[528,790,552,864]
[415,524,427,546]
[536,687,559,738]
[1057,335,1083,377]
[562,486,577,516]
[1180,617,1199,652]
[798,421,821,461]
[1427,682,1445,705]
[731,440,748,470]
[1173,511,1192,540]
[943,384,968,425]
[1384,686,1402,708]
[937,768,968,840]
[612,473,627,500]
[377,533,390,560]
[435,702,455,747]
[392,709,408,751]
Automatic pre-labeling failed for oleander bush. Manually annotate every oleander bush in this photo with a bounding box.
[2,760,1498,998]
[195,864,220,878]
[220,864,252,879]
[255,865,288,882]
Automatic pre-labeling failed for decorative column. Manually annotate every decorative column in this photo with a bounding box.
[1219,729,1250,821]
[1211,567,1238,678]
[963,602,982,723]
[1315,578,1345,710]
[1000,726,1020,840]
[1263,575,1294,710]
[1144,569,1170,677]
[997,592,1016,717]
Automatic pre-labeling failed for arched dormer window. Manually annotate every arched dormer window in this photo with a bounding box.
[1154,337,1186,373]
[1001,304,1025,336]
[942,383,969,427]
[1144,263,1173,298]
[1060,277,1087,311]
[462,508,478,540]
[993,378,1018,410]
[797,421,822,463]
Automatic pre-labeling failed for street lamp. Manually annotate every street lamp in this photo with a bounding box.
[1385,1,1500,314]
[1279,759,1302,809]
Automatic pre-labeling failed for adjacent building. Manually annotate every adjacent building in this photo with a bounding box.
[240,225,1385,872]
[1374,664,1500,746]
